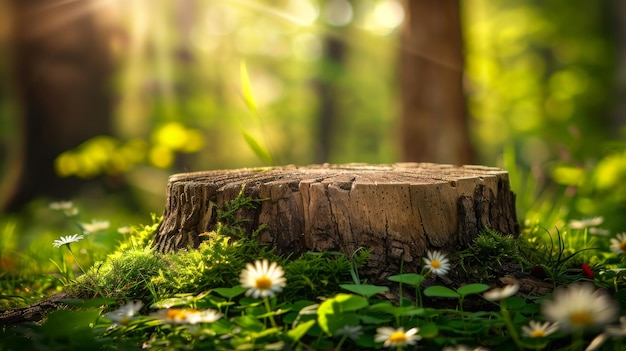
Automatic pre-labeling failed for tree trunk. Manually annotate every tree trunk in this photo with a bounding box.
[611,0,626,131]
[399,0,473,164]
[314,35,347,163]
[152,163,519,281]
[2,0,114,212]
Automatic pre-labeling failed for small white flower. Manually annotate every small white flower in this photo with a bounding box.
[53,234,84,248]
[186,309,224,324]
[105,301,144,325]
[588,228,610,236]
[483,284,519,301]
[423,250,450,275]
[521,320,559,338]
[568,217,604,230]
[50,201,78,216]
[80,219,110,234]
[151,308,223,325]
[542,283,618,331]
[375,326,421,348]
[335,325,363,340]
[610,233,626,255]
[49,201,74,211]
[117,226,131,234]
[239,259,287,298]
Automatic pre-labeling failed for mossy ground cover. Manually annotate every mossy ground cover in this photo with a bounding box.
[1,194,626,351]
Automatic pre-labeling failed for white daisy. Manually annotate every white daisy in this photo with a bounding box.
[483,284,519,301]
[80,219,110,234]
[239,259,287,298]
[50,201,78,216]
[588,228,610,236]
[49,201,74,211]
[542,283,618,331]
[151,308,223,325]
[117,226,131,234]
[568,217,603,230]
[610,233,626,255]
[374,326,421,348]
[423,250,450,275]
[104,301,144,325]
[52,234,84,248]
[521,320,559,338]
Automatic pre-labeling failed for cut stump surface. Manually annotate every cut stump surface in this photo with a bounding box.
[152,163,519,280]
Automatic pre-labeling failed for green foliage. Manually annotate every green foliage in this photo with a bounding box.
[550,146,626,232]
[458,228,525,281]
[465,1,615,166]
[283,250,369,301]
[239,61,275,166]
[5,195,626,350]
[150,233,278,297]
[74,247,165,300]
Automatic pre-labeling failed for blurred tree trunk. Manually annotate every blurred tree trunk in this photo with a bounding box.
[3,0,114,212]
[314,35,347,163]
[612,0,626,131]
[399,0,473,165]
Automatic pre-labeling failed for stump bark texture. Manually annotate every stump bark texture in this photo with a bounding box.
[152,163,519,280]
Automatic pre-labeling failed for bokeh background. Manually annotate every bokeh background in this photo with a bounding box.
[1,0,626,232]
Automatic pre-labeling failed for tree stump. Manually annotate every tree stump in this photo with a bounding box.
[152,163,519,281]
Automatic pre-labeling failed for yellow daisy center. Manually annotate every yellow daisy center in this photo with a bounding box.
[430,260,441,269]
[389,331,407,344]
[530,330,545,338]
[569,311,594,326]
[255,276,273,290]
[620,240,626,251]
[167,309,190,321]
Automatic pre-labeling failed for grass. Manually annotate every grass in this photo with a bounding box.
[2,193,626,350]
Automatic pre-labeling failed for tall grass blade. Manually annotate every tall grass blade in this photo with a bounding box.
[242,131,273,165]
[240,61,258,118]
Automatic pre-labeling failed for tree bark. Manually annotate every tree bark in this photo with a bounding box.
[399,0,473,164]
[152,163,519,281]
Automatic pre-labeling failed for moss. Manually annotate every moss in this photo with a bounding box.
[150,232,280,297]
[71,247,165,300]
[457,227,527,282]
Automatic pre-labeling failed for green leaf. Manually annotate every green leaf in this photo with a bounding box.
[41,310,100,337]
[339,284,388,298]
[233,315,265,332]
[456,283,490,297]
[418,322,439,338]
[240,61,258,116]
[213,286,247,299]
[368,304,425,317]
[242,130,273,165]
[317,294,368,334]
[388,273,425,286]
[358,314,392,324]
[151,295,194,309]
[423,286,460,298]
[286,320,316,342]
